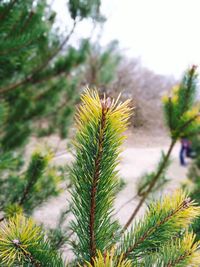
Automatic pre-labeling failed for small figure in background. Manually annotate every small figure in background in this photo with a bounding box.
[180,137,195,166]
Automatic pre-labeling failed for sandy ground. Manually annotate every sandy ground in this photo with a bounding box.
[32,130,189,258]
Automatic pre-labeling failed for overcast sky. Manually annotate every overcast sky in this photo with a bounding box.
[52,0,200,78]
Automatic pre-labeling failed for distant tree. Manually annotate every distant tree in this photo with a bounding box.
[111,58,176,128]
[81,40,121,91]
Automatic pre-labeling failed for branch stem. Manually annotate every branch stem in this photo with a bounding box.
[89,103,107,263]
[123,138,177,232]
[122,198,191,260]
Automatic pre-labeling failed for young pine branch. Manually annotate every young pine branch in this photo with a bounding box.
[117,190,200,263]
[19,152,49,206]
[70,89,131,263]
[123,66,200,232]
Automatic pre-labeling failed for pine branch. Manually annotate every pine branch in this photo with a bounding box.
[166,253,191,267]
[123,67,199,232]
[84,250,132,267]
[0,19,77,94]
[31,68,71,89]
[0,214,42,265]
[0,214,64,266]
[13,240,41,267]
[122,196,191,260]
[182,65,197,113]
[146,232,200,267]
[0,0,18,22]
[117,191,200,264]
[0,34,41,56]
[5,9,35,39]
[70,89,131,262]
[20,11,35,33]
[178,113,200,133]
[18,152,48,206]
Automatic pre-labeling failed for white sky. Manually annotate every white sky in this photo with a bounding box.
[52,0,200,78]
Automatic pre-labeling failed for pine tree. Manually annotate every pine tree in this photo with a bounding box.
[1,89,200,266]
[0,0,103,221]
[0,0,102,149]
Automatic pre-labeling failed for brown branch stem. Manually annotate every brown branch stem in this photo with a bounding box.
[166,252,191,267]
[123,138,177,232]
[122,198,191,260]
[89,101,108,263]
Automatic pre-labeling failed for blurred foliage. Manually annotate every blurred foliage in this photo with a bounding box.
[134,66,200,202]
[0,0,103,151]
[162,66,200,138]
[121,66,200,233]
[82,40,121,89]
[183,134,200,240]
[0,0,104,226]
